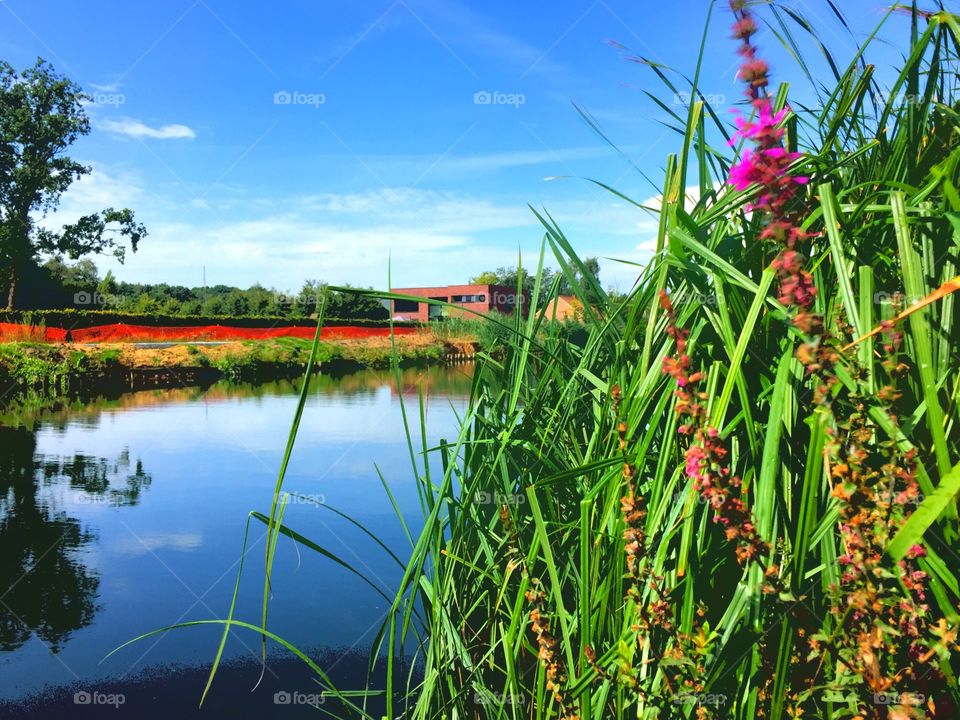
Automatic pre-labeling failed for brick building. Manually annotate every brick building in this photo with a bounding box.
[390,284,527,321]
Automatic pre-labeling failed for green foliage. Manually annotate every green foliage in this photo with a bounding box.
[470,257,602,307]
[10,259,391,321]
[435,314,587,353]
[0,308,413,329]
[190,4,960,719]
[120,4,960,719]
[0,342,114,387]
[0,59,145,309]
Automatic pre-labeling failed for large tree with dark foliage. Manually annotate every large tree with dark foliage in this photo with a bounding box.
[0,58,146,309]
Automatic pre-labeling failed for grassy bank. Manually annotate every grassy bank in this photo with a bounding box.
[0,332,477,397]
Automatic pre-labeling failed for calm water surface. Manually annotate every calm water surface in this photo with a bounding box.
[0,366,472,718]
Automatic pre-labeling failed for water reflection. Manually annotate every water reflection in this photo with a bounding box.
[0,365,472,429]
[0,427,154,653]
[46,449,153,508]
[0,365,471,713]
[0,426,98,653]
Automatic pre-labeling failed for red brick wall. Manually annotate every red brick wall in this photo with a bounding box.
[391,284,527,321]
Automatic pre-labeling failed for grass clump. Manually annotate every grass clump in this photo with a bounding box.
[360,4,960,718]
[123,3,960,719]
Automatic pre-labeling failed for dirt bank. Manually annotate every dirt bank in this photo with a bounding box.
[0,333,480,400]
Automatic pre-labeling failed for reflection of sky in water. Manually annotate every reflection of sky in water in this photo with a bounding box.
[0,367,470,703]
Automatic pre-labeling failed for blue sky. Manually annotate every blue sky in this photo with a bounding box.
[0,0,904,292]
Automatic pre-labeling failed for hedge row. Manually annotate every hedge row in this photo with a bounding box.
[0,309,419,330]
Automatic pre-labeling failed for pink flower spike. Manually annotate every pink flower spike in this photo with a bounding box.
[907,544,927,559]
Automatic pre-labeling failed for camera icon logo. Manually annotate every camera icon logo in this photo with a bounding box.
[274,691,292,704]
[73,691,92,705]
[274,91,292,105]
[474,91,492,105]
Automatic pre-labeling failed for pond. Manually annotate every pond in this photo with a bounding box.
[0,365,473,718]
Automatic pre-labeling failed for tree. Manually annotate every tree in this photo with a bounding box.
[470,271,499,285]
[96,269,117,299]
[470,258,602,306]
[581,257,600,284]
[0,59,146,309]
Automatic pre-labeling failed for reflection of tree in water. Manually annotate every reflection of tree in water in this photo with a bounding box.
[0,426,152,653]
[40,447,153,507]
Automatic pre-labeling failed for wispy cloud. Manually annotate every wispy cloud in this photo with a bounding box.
[89,81,121,93]
[116,532,204,555]
[413,0,575,81]
[99,117,196,140]
[634,184,722,252]
[46,167,652,291]
[50,162,145,211]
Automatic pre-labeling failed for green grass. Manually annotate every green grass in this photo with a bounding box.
[0,343,99,386]
[121,4,960,719]
[432,314,588,354]
[211,337,447,376]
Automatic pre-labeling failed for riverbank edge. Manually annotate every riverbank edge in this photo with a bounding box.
[0,336,478,399]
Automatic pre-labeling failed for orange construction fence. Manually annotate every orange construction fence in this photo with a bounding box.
[0,322,416,343]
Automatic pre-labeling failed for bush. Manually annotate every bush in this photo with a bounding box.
[0,308,418,330]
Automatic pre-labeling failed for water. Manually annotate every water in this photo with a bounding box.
[0,366,472,718]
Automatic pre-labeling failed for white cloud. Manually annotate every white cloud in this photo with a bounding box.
[299,188,532,231]
[115,532,204,555]
[99,117,196,140]
[59,163,144,209]
[44,173,651,291]
[441,146,621,173]
[35,164,145,233]
[89,81,120,93]
[107,213,496,289]
[634,183,723,252]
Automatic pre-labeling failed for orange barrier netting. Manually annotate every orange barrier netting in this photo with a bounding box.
[0,322,416,343]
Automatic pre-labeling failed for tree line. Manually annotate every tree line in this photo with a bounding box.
[0,56,612,321]
[17,256,388,319]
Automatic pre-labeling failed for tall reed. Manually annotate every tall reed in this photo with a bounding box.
[364,3,960,718]
[117,3,960,718]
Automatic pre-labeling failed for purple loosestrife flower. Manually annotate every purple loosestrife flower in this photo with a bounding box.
[727,0,818,326]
